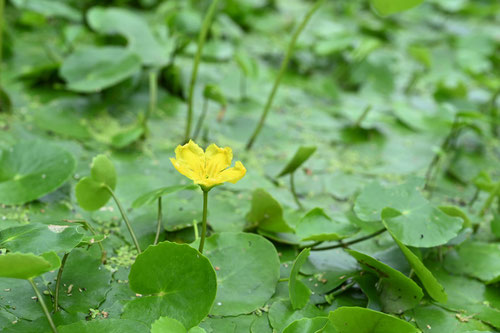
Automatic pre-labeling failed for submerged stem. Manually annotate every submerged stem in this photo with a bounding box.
[104,185,142,253]
[29,279,58,333]
[154,197,162,245]
[184,0,220,142]
[53,252,69,313]
[198,190,209,253]
[310,228,387,251]
[245,0,325,150]
[290,173,303,209]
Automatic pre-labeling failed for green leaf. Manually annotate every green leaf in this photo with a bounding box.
[0,252,60,280]
[269,300,326,332]
[277,146,317,177]
[283,317,330,333]
[0,141,76,205]
[110,126,144,149]
[75,154,116,211]
[347,250,423,313]
[60,46,141,93]
[328,307,419,333]
[296,208,358,242]
[370,0,424,16]
[354,181,463,247]
[0,223,84,255]
[124,242,216,328]
[444,241,500,284]
[132,185,198,208]
[382,210,447,303]
[289,248,311,310]
[58,319,150,333]
[87,7,166,66]
[246,189,294,233]
[412,305,493,333]
[10,0,81,21]
[203,85,227,106]
[199,232,280,316]
[151,317,187,333]
[50,248,112,313]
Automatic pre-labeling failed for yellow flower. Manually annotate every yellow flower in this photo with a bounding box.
[170,140,246,191]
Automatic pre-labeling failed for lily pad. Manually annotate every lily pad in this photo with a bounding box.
[124,242,216,328]
[60,46,141,93]
[0,141,76,205]
[199,232,280,316]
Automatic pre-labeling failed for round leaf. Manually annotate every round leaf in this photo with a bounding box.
[125,242,216,328]
[200,232,280,316]
[0,141,76,205]
[0,252,61,280]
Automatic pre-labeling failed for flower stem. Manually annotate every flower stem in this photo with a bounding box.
[144,70,158,136]
[245,0,325,150]
[28,279,58,333]
[53,252,69,313]
[193,97,209,140]
[310,228,387,251]
[184,0,220,142]
[154,197,162,245]
[290,173,303,209]
[198,190,209,253]
[104,185,142,254]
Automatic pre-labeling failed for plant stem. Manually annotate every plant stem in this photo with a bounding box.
[290,173,303,209]
[310,228,387,251]
[193,97,209,140]
[245,0,325,150]
[53,252,69,313]
[198,190,209,253]
[154,197,162,245]
[184,0,220,142]
[104,185,142,254]
[354,105,372,127]
[479,182,500,217]
[28,279,58,333]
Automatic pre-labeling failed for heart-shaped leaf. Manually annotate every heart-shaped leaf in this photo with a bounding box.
[75,154,116,211]
[124,242,216,328]
[0,141,76,205]
[0,252,60,280]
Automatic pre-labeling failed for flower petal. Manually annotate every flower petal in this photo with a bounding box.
[216,161,246,184]
[173,140,205,178]
[205,144,233,178]
[170,158,199,182]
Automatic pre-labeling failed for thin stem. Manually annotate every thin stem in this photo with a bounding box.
[193,98,209,140]
[104,185,142,254]
[354,105,372,127]
[479,182,500,217]
[29,279,58,333]
[184,0,220,142]
[245,0,325,150]
[198,190,209,253]
[143,70,158,137]
[310,228,387,251]
[290,173,303,209]
[53,252,69,313]
[154,197,162,245]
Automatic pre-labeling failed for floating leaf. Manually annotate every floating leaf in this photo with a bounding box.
[370,0,424,16]
[283,317,330,333]
[289,248,311,310]
[132,185,198,208]
[268,300,326,332]
[329,307,420,333]
[199,232,280,316]
[87,7,166,66]
[75,154,116,211]
[277,146,316,178]
[58,319,149,333]
[151,316,206,333]
[0,141,76,205]
[444,241,500,284]
[60,46,141,93]
[347,250,423,313]
[354,181,463,247]
[0,252,60,280]
[296,208,358,242]
[124,242,216,328]
[0,223,84,255]
[246,189,294,233]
